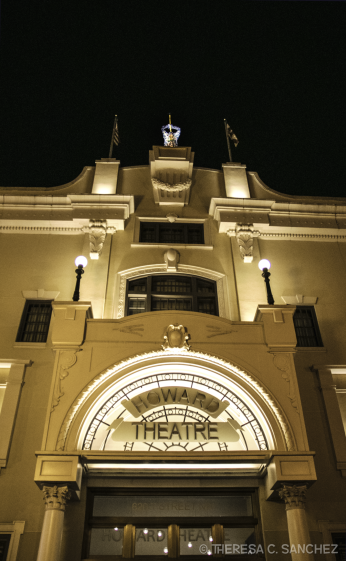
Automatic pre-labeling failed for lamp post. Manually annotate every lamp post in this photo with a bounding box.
[72,256,88,302]
[258,259,275,305]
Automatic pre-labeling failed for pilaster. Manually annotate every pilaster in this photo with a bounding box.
[51,301,92,347]
[92,158,120,194]
[222,162,250,198]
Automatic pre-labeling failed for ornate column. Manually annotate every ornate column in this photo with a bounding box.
[36,485,71,561]
[278,485,313,561]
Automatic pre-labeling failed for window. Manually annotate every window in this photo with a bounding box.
[139,222,204,245]
[16,300,52,343]
[331,533,346,561]
[0,535,10,561]
[126,276,218,317]
[293,306,323,347]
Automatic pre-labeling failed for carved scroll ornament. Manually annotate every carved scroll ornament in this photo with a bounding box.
[152,177,192,192]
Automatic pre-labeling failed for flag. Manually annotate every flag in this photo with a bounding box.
[226,122,239,147]
[113,117,120,146]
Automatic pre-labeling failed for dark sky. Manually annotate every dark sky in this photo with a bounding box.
[1,1,346,198]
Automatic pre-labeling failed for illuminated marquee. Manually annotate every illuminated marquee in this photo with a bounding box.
[83,371,269,452]
[108,418,244,443]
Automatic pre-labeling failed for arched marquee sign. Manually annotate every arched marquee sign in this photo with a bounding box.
[58,350,296,453]
[83,372,268,452]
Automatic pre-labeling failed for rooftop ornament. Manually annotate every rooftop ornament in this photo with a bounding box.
[161,114,181,147]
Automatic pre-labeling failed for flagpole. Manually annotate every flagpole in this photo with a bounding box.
[108,115,118,158]
[224,119,233,162]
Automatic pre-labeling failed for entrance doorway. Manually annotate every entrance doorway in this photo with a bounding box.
[82,488,263,560]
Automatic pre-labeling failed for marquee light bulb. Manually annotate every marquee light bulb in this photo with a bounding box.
[157,531,162,537]
[209,536,213,542]
[188,542,193,548]
[143,528,148,535]
[75,255,88,268]
[258,259,271,271]
[164,547,168,554]
[114,527,118,531]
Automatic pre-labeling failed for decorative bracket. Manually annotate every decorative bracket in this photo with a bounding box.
[164,248,180,272]
[234,223,259,263]
[83,220,116,260]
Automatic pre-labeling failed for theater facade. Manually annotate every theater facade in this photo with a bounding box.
[0,133,346,561]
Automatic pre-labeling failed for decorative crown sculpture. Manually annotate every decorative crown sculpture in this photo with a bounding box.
[161,114,181,147]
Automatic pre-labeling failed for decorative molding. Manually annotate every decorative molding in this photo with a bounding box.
[113,324,144,337]
[164,248,180,271]
[166,213,178,223]
[278,484,307,510]
[56,349,296,453]
[51,350,80,412]
[272,353,298,414]
[152,177,192,192]
[206,325,237,339]
[42,485,71,511]
[226,230,346,242]
[162,324,191,351]
[0,226,83,234]
[234,224,259,263]
[281,295,318,305]
[22,289,60,300]
[117,264,228,319]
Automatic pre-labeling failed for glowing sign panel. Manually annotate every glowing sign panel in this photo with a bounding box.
[108,418,244,443]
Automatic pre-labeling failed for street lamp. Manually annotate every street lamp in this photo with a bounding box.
[258,259,275,305]
[72,256,88,302]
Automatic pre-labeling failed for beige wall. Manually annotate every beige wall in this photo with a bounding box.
[1,161,346,561]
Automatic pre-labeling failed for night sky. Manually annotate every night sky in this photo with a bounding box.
[1,2,346,198]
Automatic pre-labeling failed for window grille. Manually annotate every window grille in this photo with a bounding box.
[331,533,346,561]
[139,222,204,245]
[293,306,323,347]
[0,534,11,561]
[16,300,52,343]
[126,275,218,317]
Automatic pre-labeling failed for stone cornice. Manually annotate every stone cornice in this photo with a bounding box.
[210,197,346,238]
[0,193,134,232]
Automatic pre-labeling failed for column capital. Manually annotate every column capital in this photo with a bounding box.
[42,485,71,512]
[278,484,307,510]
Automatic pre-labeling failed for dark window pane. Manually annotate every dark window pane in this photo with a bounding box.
[140,223,156,243]
[0,534,11,561]
[128,298,146,315]
[293,307,322,347]
[152,277,191,294]
[139,222,204,244]
[331,533,346,561]
[128,278,147,292]
[159,224,184,244]
[18,301,52,343]
[197,279,215,294]
[152,298,192,311]
[198,298,216,316]
[187,224,204,244]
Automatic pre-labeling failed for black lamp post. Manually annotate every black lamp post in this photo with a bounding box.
[258,259,275,305]
[72,256,88,302]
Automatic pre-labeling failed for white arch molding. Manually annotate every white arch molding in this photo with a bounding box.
[56,350,297,454]
[116,264,229,319]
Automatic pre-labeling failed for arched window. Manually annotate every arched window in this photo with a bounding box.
[126,275,218,316]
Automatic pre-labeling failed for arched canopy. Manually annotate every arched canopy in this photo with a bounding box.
[58,350,296,454]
